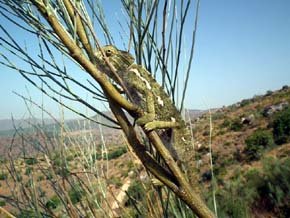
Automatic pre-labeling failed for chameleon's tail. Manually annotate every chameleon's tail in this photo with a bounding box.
[155,128,200,192]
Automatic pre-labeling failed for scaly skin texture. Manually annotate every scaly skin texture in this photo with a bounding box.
[95,45,196,184]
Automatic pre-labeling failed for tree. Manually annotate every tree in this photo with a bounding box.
[0,0,214,217]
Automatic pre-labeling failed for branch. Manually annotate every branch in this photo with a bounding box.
[33,0,138,113]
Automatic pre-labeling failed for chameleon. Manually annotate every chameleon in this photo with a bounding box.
[94,45,196,183]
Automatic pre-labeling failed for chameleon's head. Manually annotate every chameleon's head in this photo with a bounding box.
[94,45,135,74]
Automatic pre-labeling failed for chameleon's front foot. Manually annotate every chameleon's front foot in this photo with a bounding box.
[144,120,180,131]
[144,121,159,131]
[136,113,155,127]
[151,178,164,187]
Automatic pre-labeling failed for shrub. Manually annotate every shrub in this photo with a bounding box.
[233,148,242,162]
[245,157,290,216]
[0,200,5,206]
[38,188,46,198]
[215,191,249,218]
[110,177,122,188]
[272,107,290,145]
[244,130,274,161]
[107,147,127,160]
[230,119,243,131]
[25,178,33,188]
[212,112,225,120]
[46,172,53,180]
[69,185,84,204]
[66,154,74,162]
[45,195,61,209]
[17,210,39,218]
[25,157,38,165]
[223,141,231,147]
[220,119,231,128]
[265,90,273,96]
[25,167,32,175]
[240,99,251,107]
[202,130,210,136]
[16,173,23,182]
[91,152,102,162]
[201,171,212,182]
[90,148,127,162]
[217,130,226,135]
[205,158,290,217]
[37,175,44,181]
[52,153,62,167]
[0,157,6,164]
[127,160,134,169]
[55,166,70,177]
[125,181,145,207]
[0,172,7,180]
[281,85,289,90]
[204,173,250,218]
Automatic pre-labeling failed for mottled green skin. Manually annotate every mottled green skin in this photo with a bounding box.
[95,45,193,164]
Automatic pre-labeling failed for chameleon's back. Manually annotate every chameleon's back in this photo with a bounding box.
[125,64,195,174]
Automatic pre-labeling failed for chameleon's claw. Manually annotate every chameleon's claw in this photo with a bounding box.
[144,122,157,131]
[151,178,164,187]
[136,114,155,126]
[136,118,146,126]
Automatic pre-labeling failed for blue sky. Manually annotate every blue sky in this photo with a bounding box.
[191,0,290,108]
[0,0,290,119]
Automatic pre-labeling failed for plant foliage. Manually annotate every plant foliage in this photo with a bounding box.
[244,129,274,160]
[272,107,290,144]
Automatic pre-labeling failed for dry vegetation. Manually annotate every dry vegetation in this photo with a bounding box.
[0,85,289,217]
[191,85,290,217]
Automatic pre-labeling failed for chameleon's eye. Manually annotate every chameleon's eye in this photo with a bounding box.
[105,49,112,57]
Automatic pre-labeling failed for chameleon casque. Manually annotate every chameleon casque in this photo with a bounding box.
[95,45,195,182]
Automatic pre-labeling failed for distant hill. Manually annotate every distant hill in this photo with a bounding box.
[185,109,206,119]
[0,118,56,131]
[0,111,116,135]
[0,109,206,136]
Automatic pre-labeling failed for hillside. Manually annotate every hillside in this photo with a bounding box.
[0,85,289,217]
[192,85,290,170]
[0,109,204,157]
[190,85,290,217]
